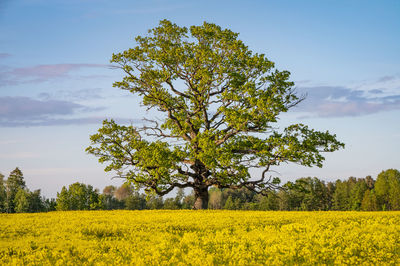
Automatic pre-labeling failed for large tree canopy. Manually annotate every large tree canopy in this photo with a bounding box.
[87,20,344,209]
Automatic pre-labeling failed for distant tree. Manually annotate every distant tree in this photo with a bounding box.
[14,188,46,213]
[375,171,390,210]
[277,189,290,210]
[43,198,57,212]
[101,185,124,210]
[241,201,255,210]
[103,185,116,196]
[87,20,344,209]
[162,188,184,209]
[223,196,235,210]
[332,180,349,211]
[325,181,335,210]
[280,182,303,210]
[56,182,103,210]
[5,167,26,213]
[163,198,180,209]
[293,177,330,211]
[220,187,256,210]
[26,189,45,213]
[89,188,104,210]
[313,177,330,210]
[208,187,223,209]
[125,192,147,210]
[182,192,195,209]
[365,175,375,190]
[349,178,368,211]
[0,173,6,212]
[361,189,378,211]
[346,177,358,208]
[55,187,70,210]
[254,192,279,210]
[175,188,185,208]
[146,195,164,209]
[375,169,400,210]
[387,171,400,210]
[14,189,30,213]
[114,183,133,201]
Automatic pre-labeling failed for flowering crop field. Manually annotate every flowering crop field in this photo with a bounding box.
[1,211,400,265]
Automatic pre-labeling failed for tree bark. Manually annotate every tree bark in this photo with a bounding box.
[193,186,209,210]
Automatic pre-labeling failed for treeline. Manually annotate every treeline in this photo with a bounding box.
[0,168,56,213]
[212,168,400,211]
[1,168,399,212]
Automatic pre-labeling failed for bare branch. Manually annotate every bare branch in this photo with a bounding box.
[142,119,182,139]
[210,165,282,195]
[148,181,194,196]
[209,82,229,97]
[166,78,191,99]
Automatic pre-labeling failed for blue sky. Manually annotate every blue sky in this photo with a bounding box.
[0,0,399,198]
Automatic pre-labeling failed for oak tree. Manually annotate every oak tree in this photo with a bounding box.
[87,20,344,209]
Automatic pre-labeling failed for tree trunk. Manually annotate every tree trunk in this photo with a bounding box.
[193,186,209,210]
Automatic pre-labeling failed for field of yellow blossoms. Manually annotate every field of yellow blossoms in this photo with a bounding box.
[1,210,400,265]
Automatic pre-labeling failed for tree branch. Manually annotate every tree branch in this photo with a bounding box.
[166,78,191,99]
[147,181,194,196]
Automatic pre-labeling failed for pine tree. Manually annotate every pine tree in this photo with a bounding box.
[5,167,26,213]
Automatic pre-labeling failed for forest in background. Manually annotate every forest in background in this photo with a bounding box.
[0,168,399,213]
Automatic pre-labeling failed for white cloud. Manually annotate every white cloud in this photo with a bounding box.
[350,74,400,96]
[0,63,110,86]
[294,74,400,117]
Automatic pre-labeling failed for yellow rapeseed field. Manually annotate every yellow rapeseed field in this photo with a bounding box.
[1,210,399,265]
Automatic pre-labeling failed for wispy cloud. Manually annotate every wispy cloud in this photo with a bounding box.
[0,96,84,117]
[295,75,400,117]
[2,117,103,127]
[0,96,95,127]
[4,117,140,127]
[0,53,11,59]
[0,96,138,127]
[0,63,110,86]
[38,88,104,101]
[351,74,400,94]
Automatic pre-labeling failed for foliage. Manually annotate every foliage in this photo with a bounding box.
[83,168,400,211]
[0,168,50,213]
[331,180,346,210]
[5,167,26,213]
[43,198,57,212]
[375,169,400,210]
[223,196,235,210]
[114,183,133,201]
[0,173,6,212]
[87,20,344,209]
[56,182,103,211]
[208,187,222,209]
[14,189,30,213]
[125,192,147,210]
[28,190,46,213]
[1,210,400,265]
[145,195,164,210]
[2,167,398,213]
[361,190,378,211]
